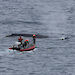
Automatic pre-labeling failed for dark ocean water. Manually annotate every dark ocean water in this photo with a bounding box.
[0,0,75,75]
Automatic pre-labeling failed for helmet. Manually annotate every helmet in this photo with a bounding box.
[33,34,36,36]
[24,40,29,42]
[26,40,29,41]
[33,34,36,38]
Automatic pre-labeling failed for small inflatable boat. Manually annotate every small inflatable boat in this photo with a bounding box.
[9,34,36,51]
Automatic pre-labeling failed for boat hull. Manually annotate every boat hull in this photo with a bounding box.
[9,45,35,51]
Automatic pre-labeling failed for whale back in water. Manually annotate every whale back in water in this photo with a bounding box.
[6,33,49,38]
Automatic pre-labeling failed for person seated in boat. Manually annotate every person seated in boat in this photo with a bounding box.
[33,34,36,44]
[23,40,29,48]
[18,36,23,44]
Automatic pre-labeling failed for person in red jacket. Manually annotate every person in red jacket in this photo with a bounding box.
[18,36,23,44]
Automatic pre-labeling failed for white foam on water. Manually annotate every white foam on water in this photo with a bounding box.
[60,36,66,40]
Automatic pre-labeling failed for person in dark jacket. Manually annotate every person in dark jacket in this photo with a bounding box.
[32,34,36,44]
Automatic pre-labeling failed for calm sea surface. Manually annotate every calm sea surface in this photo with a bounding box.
[0,0,75,75]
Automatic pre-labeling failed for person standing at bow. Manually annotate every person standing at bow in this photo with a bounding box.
[33,34,36,44]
